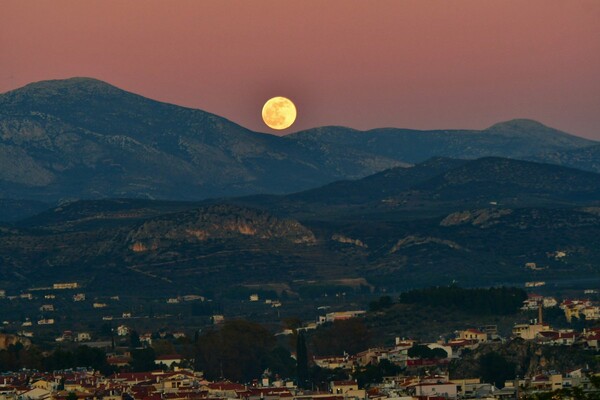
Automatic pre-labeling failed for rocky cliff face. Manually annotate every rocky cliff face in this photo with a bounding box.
[450,339,599,379]
[389,235,463,252]
[0,333,31,350]
[440,209,513,227]
[331,234,368,248]
[127,204,316,251]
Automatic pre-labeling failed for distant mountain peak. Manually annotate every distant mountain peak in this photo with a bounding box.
[24,76,112,87]
[0,77,151,117]
[1,78,598,204]
[486,119,550,131]
[3,77,124,98]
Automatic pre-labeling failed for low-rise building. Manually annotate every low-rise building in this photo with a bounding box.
[411,382,458,399]
[318,310,366,324]
[513,323,551,340]
[458,329,487,343]
[155,354,183,368]
[582,306,600,320]
[53,282,78,289]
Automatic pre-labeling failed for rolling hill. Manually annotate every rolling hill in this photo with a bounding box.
[286,119,595,164]
[236,157,600,219]
[534,144,600,173]
[2,157,600,295]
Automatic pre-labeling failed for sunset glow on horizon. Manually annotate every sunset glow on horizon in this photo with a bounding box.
[1,0,599,139]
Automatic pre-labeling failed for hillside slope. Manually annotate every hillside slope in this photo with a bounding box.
[237,157,600,219]
[1,78,597,205]
[0,78,402,202]
[287,119,595,164]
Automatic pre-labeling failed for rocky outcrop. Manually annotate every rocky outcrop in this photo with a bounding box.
[0,333,31,350]
[450,339,599,379]
[389,235,462,253]
[130,241,158,252]
[127,204,316,250]
[331,234,368,248]
[440,208,513,227]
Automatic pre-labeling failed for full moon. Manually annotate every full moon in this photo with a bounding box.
[262,97,297,130]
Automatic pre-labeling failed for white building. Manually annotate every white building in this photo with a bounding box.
[318,310,366,324]
[53,282,78,289]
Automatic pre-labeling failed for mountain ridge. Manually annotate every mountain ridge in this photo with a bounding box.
[1,77,598,205]
[2,154,600,293]
[234,156,600,220]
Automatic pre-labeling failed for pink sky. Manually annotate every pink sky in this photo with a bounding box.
[1,0,599,139]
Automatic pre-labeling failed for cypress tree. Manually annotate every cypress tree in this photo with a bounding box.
[296,331,308,388]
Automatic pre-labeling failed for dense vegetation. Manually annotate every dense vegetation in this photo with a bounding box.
[450,340,600,383]
[407,344,448,359]
[478,352,517,388]
[193,320,295,382]
[398,286,528,315]
[0,343,112,374]
[309,319,371,356]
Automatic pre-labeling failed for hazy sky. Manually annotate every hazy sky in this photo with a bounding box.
[2,0,599,139]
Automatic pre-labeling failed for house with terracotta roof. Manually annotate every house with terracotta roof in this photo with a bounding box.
[355,347,390,366]
[107,355,132,368]
[447,339,479,353]
[458,329,487,343]
[582,306,600,320]
[202,381,246,398]
[408,381,458,399]
[30,380,56,392]
[329,380,365,399]
[155,354,183,368]
[583,328,600,349]
[152,372,197,392]
[312,356,351,370]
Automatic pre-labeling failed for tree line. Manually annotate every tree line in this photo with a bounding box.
[398,286,527,315]
[0,342,113,374]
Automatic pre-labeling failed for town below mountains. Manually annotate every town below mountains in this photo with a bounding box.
[1,78,600,395]
[1,285,600,400]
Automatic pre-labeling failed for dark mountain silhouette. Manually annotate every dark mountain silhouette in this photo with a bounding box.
[418,157,600,202]
[0,199,50,222]
[286,119,595,163]
[236,157,600,219]
[1,78,597,206]
[534,144,600,173]
[0,78,403,202]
